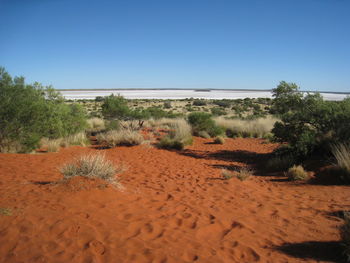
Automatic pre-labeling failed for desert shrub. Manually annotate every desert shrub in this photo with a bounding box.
[101,94,130,119]
[214,136,225,144]
[272,81,350,159]
[213,99,231,108]
[106,120,120,131]
[211,107,226,116]
[0,208,12,216]
[157,119,193,150]
[341,212,350,261]
[193,99,207,106]
[0,67,87,153]
[60,153,123,182]
[97,128,144,147]
[188,112,223,137]
[163,101,172,109]
[285,165,309,181]
[222,169,234,180]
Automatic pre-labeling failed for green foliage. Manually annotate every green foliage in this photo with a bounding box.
[163,101,172,109]
[188,112,224,137]
[271,81,350,159]
[0,67,87,153]
[101,94,130,119]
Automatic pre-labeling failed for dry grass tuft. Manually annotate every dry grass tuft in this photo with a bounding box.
[215,116,278,138]
[158,119,193,150]
[332,143,350,172]
[97,128,144,147]
[214,136,225,144]
[221,167,252,181]
[285,165,309,181]
[60,153,125,184]
[86,118,106,133]
[0,207,12,216]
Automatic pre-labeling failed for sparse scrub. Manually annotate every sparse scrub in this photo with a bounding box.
[285,165,309,181]
[97,128,144,147]
[65,132,90,146]
[60,153,124,182]
[222,167,252,181]
[198,131,211,139]
[44,138,61,152]
[214,136,225,144]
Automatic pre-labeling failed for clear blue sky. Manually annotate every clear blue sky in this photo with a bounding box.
[1,0,349,91]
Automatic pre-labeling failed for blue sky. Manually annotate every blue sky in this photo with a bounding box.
[1,0,349,91]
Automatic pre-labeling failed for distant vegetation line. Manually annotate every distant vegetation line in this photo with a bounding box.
[55,88,350,94]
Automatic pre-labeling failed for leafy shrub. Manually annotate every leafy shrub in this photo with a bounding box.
[272,81,350,159]
[0,67,87,153]
[188,112,223,137]
[101,94,130,119]
[214,136,225,144]
[285,165,309,181]
[163,101,172,109]
[97,129,144,147]
[60,153,124,181]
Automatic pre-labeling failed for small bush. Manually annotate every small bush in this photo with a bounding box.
[0,207,12,216]
[188,112,223,137]
[193,100,207,106]
[65,132,90,146]
[214,136,225,144]
[97,129,144,147]
[341,212,350,261]
[60,153,124,181]
[158,137,185,150]
[222,169,234,180]
[285,165,309,181]
[46,139,61,152]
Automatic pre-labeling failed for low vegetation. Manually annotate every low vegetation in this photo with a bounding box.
[97,128,144,147]
[215,116,278,138]
[222,167,252,181]
[214,136,225,144]
[285,165,309,181]
[60,153,124,183]
[158,119,193,150]
[188,112,223,137]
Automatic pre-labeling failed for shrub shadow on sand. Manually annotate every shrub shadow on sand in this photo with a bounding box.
[276,241,346,263]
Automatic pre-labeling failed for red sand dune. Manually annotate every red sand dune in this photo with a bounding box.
[0,138,349,263]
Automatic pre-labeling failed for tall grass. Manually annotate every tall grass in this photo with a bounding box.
[214,116,278,138]
[97,128,144,147]
[39,132,89,152]
[332,143,350,172]
[86,118,105,133]
[158,119,193,150]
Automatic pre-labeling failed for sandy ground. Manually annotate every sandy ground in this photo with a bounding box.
[0,137,349,263]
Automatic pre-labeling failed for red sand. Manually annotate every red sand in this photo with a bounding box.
[0,138,349,263]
